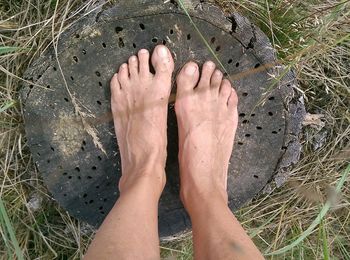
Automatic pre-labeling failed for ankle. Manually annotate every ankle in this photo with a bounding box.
[180,184,228,216]
[119,164,166,196]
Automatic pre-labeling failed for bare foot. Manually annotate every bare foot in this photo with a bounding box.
[110,45,174,194]
[175,61,238,211]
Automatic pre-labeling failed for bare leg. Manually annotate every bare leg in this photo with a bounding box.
[175,61,264,260]
[84,45,174,260]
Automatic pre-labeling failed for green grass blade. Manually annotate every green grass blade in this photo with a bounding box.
[321,219,330,260]
[0,212,13,258]
[0,198,24,260]
[267,163,350,256]
[0,101,16,113]
[0,47,21,55]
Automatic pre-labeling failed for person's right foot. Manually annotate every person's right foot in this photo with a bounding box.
[175,61,238,211]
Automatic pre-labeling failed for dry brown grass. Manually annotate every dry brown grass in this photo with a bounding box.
[1,0,349,259]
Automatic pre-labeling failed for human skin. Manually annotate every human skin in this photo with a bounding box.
[84,45,264,260]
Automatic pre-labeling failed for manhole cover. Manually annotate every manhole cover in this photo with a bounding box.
[21,0,305,239]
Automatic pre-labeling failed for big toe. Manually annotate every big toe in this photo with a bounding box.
[151,45,174,81]
[176,62,200,96]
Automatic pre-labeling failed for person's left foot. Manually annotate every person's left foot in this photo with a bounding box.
[110,45,174,193]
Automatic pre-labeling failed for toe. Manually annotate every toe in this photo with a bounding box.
[118,63,129,86]
[151,45,174,81]
[128,55,138,77]
[227,88,238,110]
[110,73,121,96]
[138,49,150,76]
[211,69,223,92]
[176,62,200,96]
[219,79,233,103]
[197,61,216,89]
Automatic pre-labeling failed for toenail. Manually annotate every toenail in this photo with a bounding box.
[157,46,168,57]
[206,61,215,68]
[121,64,127,69]
[139,49,148,54]
[215,70,222,76]
[185,64,197,75]
[130,56,137,61]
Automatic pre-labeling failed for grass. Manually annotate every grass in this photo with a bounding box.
[1,0,350,259]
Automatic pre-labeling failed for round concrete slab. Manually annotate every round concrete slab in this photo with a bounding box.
[21,0,304,240]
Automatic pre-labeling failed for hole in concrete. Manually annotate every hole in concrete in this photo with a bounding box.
[239,113,245,117]
[133,43,137,48]
[256,126,262,130]
[92,166,97,170]
[77,176,81,180]
[115,26,123,34]
[64,97,69,102]
[89,200,94,204]
[247,37,255,49]
[162,39,167,45]
[96,185,100,189]
[63,172,67,176]
[255,63,260,68]
[95,71,101,77]
[82,49,86,55]
[53,66,57,71]
[118,37,125,48]
[139,23,145,30]
[187,34,191,40]
[75,34,80,38]
[268,96,275,100]
[50,146,55,151]
[251,113,255,117]
[236,62,240,67]
[272,131,278,134]
[253,175,259,179]
[242,92,248,97]
[83,193,87,198]
[73,56,78,63]
[169,29,174,34]
[216,46,221,52]
[268,112,274,116]
[46,85,50,89]
[102,42,107,48]
[98,81,102,86]
[238,141,244,145]
[242,120,249,124]
[75,167,80,172]
[229,16,238,33]
[97,100,102,105]
[68,176,72,179]
[228,59,233,64]
[97,156,102,161]
[81,146,85,151]
[70,76,74,81]
[87,176,93,179]
[245,134,251,137]
[211,37,216,43]
[152,37,158,43]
